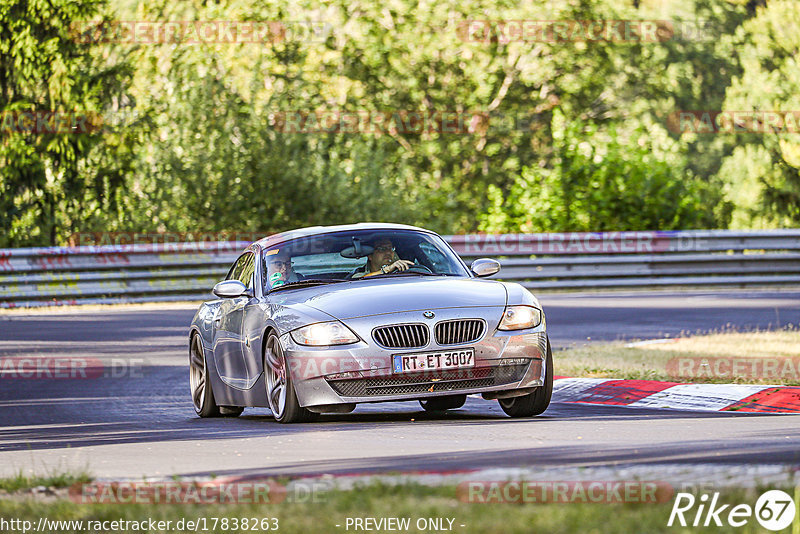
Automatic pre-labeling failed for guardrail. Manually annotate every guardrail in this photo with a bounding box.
[1,230,799,307]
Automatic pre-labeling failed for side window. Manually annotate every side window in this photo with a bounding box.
[237,253,255,289]
[226,253,251,284]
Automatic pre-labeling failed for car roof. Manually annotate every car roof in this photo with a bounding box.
[249,223,436,251]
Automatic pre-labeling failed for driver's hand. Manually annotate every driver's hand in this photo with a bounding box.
[385,259,414,273]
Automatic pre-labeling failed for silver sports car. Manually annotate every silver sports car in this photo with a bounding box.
[189,223,552,423]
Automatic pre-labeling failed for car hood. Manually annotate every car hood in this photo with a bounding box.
[270,277,508,319]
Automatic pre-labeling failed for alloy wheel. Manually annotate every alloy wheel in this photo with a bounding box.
[265,335,288,419]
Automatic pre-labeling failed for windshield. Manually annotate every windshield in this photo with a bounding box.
[262,229,469,290]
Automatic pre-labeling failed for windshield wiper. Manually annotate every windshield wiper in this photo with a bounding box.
[268,279,349,292]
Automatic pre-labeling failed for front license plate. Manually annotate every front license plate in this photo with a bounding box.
[392,349,475,373]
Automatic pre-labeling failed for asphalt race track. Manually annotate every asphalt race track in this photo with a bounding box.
[1,289,799,480]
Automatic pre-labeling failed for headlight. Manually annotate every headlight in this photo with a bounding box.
[497,305,542,330]
[290,321,359,346]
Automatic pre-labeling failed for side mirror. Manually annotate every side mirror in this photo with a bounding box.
[470,258,501,277]
[212,280,252,299]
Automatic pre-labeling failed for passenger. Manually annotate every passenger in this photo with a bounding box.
[351,238,414,278]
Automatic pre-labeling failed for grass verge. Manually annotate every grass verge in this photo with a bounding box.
[556,328,800,385]
[2,481,798,534]
[0,471,92,493]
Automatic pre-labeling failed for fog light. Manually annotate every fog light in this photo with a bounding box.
[327,371,362,380]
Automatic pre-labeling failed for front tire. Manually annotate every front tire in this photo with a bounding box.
[420,394,467,412]
[499,337,553,417]
[264,332,318,424]
[190,334,221,417]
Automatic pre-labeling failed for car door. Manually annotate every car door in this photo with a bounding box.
[213,252,255,389]
[240,248,269,385]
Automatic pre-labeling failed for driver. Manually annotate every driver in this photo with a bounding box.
[352,238,414,278]
[265,249,303,288]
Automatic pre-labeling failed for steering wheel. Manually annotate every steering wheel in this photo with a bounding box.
[403,265,432,274]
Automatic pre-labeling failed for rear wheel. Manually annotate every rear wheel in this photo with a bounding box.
[264,332,318,423]
[190,334,220,417]
[499,337,553,418]
[420,394,467,412]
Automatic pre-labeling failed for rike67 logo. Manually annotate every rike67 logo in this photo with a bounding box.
[668,490,797,531]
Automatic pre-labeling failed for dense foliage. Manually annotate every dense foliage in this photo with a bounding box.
[1,0,798,246]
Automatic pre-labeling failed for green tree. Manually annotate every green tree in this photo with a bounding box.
[479,111,719,232]
[115,0,426,235]
[6,0,781,243]
[719,0,800,227]
[0,0,137,246]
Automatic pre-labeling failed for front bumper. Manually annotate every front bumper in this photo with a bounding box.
[282,310,548,407]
